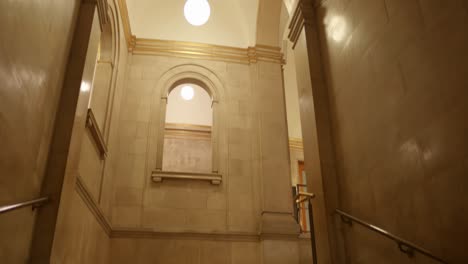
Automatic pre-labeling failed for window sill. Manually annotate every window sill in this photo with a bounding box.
[151,170,222,185]
[86,108,107,160]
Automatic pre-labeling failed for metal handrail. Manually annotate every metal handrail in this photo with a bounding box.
[295,191,315,204]
[0,197,49,214]
[295,191,318,264]
[336,209,448,264]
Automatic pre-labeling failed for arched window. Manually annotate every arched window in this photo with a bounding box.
[150,67,224,185]
[162,84,213,173]
[84,9,119,160]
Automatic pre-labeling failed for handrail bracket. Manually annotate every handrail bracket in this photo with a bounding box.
[335,209,448,263]
[340,214,353,226]
[398,242,415,258]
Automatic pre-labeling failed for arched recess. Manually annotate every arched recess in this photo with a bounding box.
[256,0,283,46]
[88,3,121,145]
[150,64,225,181]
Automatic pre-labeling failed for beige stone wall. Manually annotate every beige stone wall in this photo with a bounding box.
[50,189,111,263]
[0,0,80,262]
[109,48,303,261]
[111,238,260,264]
[162,136,212,173]
[309,1,468,263]
[49,0,130,262]
[111,55,259,232]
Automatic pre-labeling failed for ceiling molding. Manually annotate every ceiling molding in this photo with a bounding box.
[133,38,284,65]
[116,0,283,64]
[95,0,109,29]
[133,38,251,64]
[117,0,136,51]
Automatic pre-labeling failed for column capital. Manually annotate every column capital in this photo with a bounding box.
[287,0,319,48]
[84,0,109,30]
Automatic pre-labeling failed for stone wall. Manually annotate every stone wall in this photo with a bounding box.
[48,0,130,262]
[109,48,302,262]
[110,55,266,233]
[0,0,81,262]
[300,0,468,263]
[162,135,212,173]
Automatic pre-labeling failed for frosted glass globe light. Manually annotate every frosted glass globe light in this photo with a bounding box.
[181,86,195,100]
[184,0,211,26]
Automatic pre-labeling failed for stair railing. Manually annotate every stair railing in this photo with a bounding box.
[336,209,449,264]
[296,191,317,264]
[0,197,49,214]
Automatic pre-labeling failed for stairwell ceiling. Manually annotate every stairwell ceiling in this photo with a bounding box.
[126,0,259,48]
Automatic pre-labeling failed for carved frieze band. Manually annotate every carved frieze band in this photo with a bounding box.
[86,108,108,159]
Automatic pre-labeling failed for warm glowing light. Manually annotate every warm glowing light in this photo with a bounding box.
[81,81,90,92]
[328,16,347,42]
[184,0,211,26]
[180,85,195,100]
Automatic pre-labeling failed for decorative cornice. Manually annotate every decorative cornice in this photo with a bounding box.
[117,0,136,51]
[289,138,304,150]
[75,176,112,235]
[86,109,108,159]
[134,38,249,63]
[116,1,283,64]
[96,0,109,30]
[132,38,284,65]
[248,45,285,64]
[288,0,316,49]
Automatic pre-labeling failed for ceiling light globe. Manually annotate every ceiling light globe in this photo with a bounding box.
[184,0,211,26]
[180,85,195,100]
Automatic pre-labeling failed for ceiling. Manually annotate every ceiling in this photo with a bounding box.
[126,0,259,48]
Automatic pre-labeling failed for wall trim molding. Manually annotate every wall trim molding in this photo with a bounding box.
[75,177,306,242]
[116,0,136,51]
[164,123,212,140]
[86,108,108,159]
[133,39,284,65]
[111,228,259,242]
[75,176,112,235]
[111,228,307,242]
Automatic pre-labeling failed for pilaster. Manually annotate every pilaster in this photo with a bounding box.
[250,57,300,247]
[287,0,346,263]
